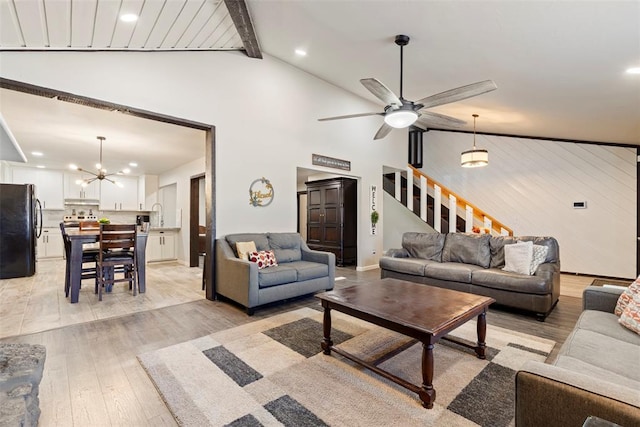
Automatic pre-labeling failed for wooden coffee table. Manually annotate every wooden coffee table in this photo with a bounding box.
[316,278,495,409]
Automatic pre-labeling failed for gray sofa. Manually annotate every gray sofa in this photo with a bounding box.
[216,232,335,315]
[516,286,640,426]
[380,232,560,320]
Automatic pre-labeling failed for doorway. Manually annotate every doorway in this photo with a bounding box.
[190,174,206,267]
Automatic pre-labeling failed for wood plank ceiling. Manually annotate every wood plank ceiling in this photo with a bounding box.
[0,0,260,57]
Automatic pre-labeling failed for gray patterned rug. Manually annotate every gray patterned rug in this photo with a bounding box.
[138,308,554,427]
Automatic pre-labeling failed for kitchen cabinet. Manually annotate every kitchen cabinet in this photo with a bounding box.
[100,175,138,211]
[64,172,100,200]
[37,228,64,259]
[12,167,64,210]
[306,177,357,266]
[146,230,176,262]
[137,175,159,211]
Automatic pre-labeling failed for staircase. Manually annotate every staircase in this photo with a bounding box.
[383,165,513,236]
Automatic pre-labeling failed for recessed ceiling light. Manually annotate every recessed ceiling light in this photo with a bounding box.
[120,13,138,23]
[36,165,45,169]
[295,49,307,57]
[122,168,131,174]
[31,151,43,156]
[129,162,138,167]
[626,67,640,74]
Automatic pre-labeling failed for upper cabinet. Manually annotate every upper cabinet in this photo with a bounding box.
[12,167,64,210]
[100,175,138,211]
[64,172,99,200]
[137,175,159,211]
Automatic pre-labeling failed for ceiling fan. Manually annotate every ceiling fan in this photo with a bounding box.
[318,35,497,140]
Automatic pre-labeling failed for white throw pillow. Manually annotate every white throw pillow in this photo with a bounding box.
[503,241,534,275]
[530,244,549,274]
[236,241,257,260]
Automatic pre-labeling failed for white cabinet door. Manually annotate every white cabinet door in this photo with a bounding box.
[146,231,177,261]
[13,167,64,210]
[64,172,100,199]
[100,176,138,211]
[37,228,64,259]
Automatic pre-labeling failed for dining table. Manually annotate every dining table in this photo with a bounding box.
[65,228,148,303]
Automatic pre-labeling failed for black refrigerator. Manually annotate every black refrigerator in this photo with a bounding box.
[0,183,42,279]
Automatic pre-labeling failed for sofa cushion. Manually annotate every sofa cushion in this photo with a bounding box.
[574,310,640,346]
[424,262,484,283]
[401,232,446,261]
[559,328,640,383]
[226,233,270,256]
[379,256,435,276]
[287,261,329,281]
[471,268,552,294]
[258,265,297,288]
[489,235,517,268]
[442,233,491,268]
[517,236,559,263]
[268,232,302,263]
[553,355,640,392]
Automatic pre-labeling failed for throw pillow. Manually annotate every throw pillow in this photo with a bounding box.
[249,250,278,270]
[619,291,640,335]
[614,276,640,316]
[236,241,257,261]
[530,244,549,275]
[441,233,491,268]
[503,241,534,275]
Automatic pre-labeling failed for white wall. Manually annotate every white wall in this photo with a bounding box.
[421,131,636,278]
[0,51,407,267]
[382,191,434,252]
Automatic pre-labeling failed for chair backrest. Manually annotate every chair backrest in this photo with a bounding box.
[99,224,136,253]
[79,221,100,231]
[59,222,71,255]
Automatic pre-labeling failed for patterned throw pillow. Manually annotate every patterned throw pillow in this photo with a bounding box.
[614,276,640,316]
[619,291,640,334]
[249,250,278,270]
[236,241,257,260]
[529,244,549,275]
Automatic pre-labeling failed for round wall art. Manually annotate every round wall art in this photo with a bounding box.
[249,177,274,207]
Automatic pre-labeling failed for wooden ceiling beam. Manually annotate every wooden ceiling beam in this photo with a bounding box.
[224,0,262,59]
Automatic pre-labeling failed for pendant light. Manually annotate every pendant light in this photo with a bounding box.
[461,114,488,168]
[69,136,126,187]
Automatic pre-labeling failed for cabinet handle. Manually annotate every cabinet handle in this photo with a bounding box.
[140,203,142,210]
[119,203,122,210]
[115,203,117,210]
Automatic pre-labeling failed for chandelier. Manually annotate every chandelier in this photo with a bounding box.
[461,114,488,168]
[70,136,128,187]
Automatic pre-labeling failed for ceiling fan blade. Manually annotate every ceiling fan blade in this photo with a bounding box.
[360,78,402,106]
[416,80,497,109]
[318,112,381,122]
[415,111,466,128]
[373,123,393,140]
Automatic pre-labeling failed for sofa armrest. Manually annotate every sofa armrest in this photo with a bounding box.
[582,285,624,313]
[385,248,410,258]
[215,239,259,308]
[301,241,336,287]
[516,361,640,427]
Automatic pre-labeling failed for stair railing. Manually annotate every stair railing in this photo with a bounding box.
[397,165,513,236]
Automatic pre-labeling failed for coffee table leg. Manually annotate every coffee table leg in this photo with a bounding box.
[419,342,436,409]
[475,311,487,359]
[321,305,333,355]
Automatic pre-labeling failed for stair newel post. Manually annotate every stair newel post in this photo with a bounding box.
[465,205,474,232]
[420,175,428,222]
[449,195,457,233]
[394,172,402,202]
[406,166,413,213]
[433,185,442,232]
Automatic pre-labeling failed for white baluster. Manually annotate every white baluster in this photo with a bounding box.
[406,166,413,213]
[395,171,401,202]
[465,205,474,232]
[449,194,457,233]
[434,185,441,232]
[484,217,492,234]
[420,175,427,222]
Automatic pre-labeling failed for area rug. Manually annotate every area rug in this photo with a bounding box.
[138,307,555,427]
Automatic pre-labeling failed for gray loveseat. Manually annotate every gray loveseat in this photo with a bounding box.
[516,286,640,426]
[380,232,560,320]
[216,232,335,315]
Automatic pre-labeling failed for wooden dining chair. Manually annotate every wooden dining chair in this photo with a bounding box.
[96,224,137,301]
[59,222,100,297]
[79,220,100,231]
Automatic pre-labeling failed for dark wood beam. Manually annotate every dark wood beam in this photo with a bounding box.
[224,0,262,59]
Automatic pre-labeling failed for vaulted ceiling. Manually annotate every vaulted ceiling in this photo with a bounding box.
[1,0,638,175]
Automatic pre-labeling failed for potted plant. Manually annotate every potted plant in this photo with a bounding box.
[371,210,379,226]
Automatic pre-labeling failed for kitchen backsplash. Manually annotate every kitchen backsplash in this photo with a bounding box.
[41,208,170,228]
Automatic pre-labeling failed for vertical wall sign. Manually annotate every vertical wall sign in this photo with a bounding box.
[370,184,378,235]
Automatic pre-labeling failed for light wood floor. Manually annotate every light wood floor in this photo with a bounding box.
[0,263,598,426]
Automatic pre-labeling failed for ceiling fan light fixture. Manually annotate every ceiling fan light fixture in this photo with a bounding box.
[461,114,488,168]
[384,109,418,128]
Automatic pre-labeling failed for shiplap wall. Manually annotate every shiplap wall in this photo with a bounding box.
[421,131,636,279]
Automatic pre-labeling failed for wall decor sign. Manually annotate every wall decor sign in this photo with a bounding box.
[370,184,378,235]
[249,177,274,207]
[312,154,351,171]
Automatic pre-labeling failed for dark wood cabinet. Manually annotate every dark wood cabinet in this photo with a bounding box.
[306,177,357,266]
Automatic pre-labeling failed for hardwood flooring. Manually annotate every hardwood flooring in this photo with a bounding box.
[0,262,596,426]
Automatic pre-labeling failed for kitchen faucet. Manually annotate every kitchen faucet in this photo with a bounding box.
[151,203,164,227]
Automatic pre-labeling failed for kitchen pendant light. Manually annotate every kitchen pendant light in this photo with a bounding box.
[461,114,488,168]
[70,136,125,187]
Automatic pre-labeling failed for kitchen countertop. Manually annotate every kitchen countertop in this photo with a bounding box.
[149,227,181,232]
